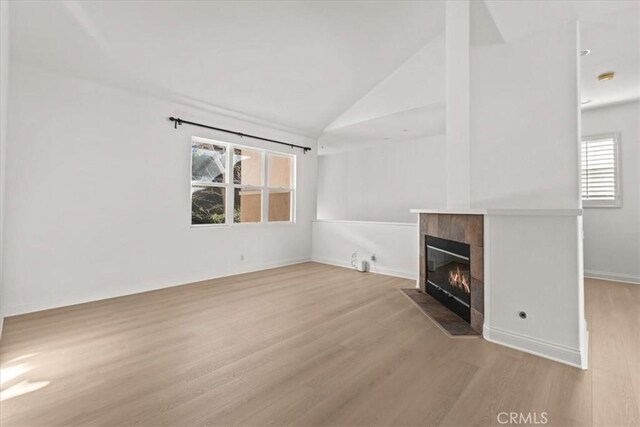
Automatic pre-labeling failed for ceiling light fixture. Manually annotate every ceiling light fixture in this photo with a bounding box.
[580,49,591,56]
[598,72,615,81]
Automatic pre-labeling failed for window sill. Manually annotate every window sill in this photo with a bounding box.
[190,221,296,228]
[232,221,296,226]
[582,201,622,209]
[191,223,228,228]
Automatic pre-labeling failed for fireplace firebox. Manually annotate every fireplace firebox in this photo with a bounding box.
[426,236,471,323]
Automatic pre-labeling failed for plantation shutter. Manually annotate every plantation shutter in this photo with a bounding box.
[581,134,620,207]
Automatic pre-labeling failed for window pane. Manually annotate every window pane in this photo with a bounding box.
[191,186,225,224]
[234,188,261,223]
[269,190,291,222]
[192,142,227,183]
[233,147,262,186]
[268,154,292,188]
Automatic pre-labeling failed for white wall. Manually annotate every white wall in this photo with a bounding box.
[581,101,640,283]
[469,22,587,368]
[0,0,10,335]
[484,214,586,368]
[3,62,317,316]
[312,220,418,280]
[470,22,581,209]
[316,135,446,223]
[445,0,471,208]
[318,22,582,219]
[325,33,445,131]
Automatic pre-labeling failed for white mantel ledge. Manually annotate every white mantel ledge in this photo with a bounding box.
[409,208,583,216]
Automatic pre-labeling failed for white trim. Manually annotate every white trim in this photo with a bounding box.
[191,137,230,225]
[312,219,418,227]
[581,321,589,369]
[312,257,417,280]
[261,149,268,222]
[485,209,583,216]
[190,223,228,229]
[3,258,311,317]
[409,208,583,216]
[483,325,586,369]
[266,151,296,223]
[581,97,640,113]
[583,199,621,208]
[577,216,588,369]
[584,270,640,285]
[190,222,297,229]
[410,208,486,215]
[483,215,492,332]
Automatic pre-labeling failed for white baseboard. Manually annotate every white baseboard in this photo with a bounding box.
[584,270,640,285]
[4,258,311,317]
[483,325,586,369]
[312,257,417,280]
[581,325,589,370]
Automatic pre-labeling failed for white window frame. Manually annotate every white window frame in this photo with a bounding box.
[231,145,265,225]
[581,132,621,208]
[266,152,297,223]
[191,137,229,227]
[190,136,296,227]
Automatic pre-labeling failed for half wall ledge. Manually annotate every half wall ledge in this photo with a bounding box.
[410,208,583,216]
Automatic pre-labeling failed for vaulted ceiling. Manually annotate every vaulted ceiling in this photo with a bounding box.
[9,1,639,150]
[9,0,445,136]
[319,0,639,154]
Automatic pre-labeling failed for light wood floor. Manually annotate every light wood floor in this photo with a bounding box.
[0,262,638,426]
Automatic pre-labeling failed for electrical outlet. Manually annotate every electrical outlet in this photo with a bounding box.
[240,254,245,261]
[371,254,376,262]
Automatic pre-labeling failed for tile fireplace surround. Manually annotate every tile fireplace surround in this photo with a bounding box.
[410,207,588,369]
[419,213,484,333]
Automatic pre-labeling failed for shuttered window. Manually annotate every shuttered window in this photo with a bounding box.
[581,133,620,208]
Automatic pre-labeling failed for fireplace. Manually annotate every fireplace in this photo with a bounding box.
[426,236,471,323]
[418,213,483,334]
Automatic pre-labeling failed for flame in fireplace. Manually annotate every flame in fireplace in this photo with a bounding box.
[448,267,470,293]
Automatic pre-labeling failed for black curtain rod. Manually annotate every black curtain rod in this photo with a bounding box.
[169,117,311,153]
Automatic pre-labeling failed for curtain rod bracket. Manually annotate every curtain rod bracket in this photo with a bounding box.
[169,117,183,129]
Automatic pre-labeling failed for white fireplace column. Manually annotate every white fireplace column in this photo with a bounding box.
[445,0,471,209]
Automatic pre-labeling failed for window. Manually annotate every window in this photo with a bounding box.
[191,141,227,224]
[267,153,294,222]
[191,137,295,225]
[581,133,620,208]
[233,147,263,223]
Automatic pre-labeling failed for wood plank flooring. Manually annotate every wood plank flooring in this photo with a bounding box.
[0,263,638,426]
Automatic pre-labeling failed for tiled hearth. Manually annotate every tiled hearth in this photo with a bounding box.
[418,213,484,334]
